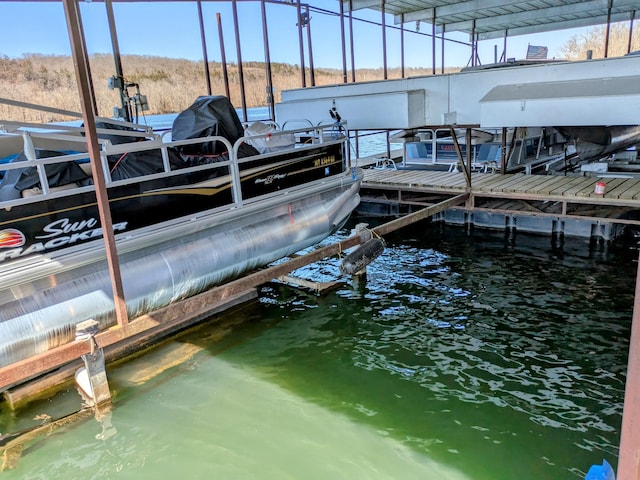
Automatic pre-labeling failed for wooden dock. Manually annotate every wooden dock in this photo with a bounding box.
[360,168,640,234]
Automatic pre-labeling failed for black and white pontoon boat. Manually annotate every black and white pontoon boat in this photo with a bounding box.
[0,96,362,367]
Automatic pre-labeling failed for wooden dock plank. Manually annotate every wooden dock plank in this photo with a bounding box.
[362,170,387,183]
[493,175,534,193]
[436,172,469,187]
[377,171,417,185]
[470,173,510,188]
[620,181,640,200]
[548,176,587,196]
[573,179,602,197]
[537,176,577,195]
[411,172,460,189]
[524,176,565,194]
[549,177,584,195]
[480,174,528,192]
[422,172,462,183]
[562,178,598,196]
[502,174,552,193]
[390,171,420,184]
[604,178,637,198]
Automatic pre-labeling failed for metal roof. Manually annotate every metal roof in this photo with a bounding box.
[342,0,640,40]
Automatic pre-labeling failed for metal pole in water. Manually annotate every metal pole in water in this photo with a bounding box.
[196,0,212,96]
[297,0,306,87]
[260,0,275,121]
[349,0,356,82]
[217,13,231,99]
[63,0,129,328]
[381,1,388,80]
[306,5,316,86]
[75,320,111,407]
[105,0,129,121]
[231,0,248,122]
[340,0,348,83]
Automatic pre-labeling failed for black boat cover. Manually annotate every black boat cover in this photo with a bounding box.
[171,96,259,157]
[86,121,189,180]
[0,149,90,201]
[108,148,186,181]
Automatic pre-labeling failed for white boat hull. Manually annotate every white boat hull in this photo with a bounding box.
[0,171,361,367]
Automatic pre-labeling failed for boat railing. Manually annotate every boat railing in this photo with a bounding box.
[0,120,349,211]
[281,119,314,130]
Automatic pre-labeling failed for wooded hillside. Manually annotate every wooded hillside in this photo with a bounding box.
[0,54,439,123]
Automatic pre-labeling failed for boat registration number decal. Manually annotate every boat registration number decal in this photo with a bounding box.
[313,155,336,167]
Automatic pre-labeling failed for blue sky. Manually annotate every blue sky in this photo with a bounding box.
[0,1,591,69]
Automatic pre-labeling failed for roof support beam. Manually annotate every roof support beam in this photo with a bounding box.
[477,12,636,40]
[437,0,615,32]
[397,0,542,25]
[342,0,382,12]
[386,0,640,39]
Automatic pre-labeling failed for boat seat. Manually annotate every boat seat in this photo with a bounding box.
[21,182,79,198]
[79,162,92,176]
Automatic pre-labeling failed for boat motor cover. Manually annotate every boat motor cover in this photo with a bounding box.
[171,96,259,157]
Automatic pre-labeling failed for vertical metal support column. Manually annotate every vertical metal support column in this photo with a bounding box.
[381,1,388,80]
[340,1,348,83]
[63,0,128,328]
[306,5,316,86]
[354,130,360,159]
[197,0,212,96]
[618,252,640,480]
[450,127,471,189]
[349,0,356,83]
[400,14,405,79]
[431,8,436,75]
[260,0,275,121]
[604,0,612,58]
[217,13,231,99]
[296,0,306,87]
[470,20,476,66]
[508,127,518,172]
[501,30,508,62]
[386,131,391,159]
[629,10,636,54]
[105,0,127,121]
[231,0,247,122]
[465,128,472,187]
[501,127,507,174]
[441,24,445,74]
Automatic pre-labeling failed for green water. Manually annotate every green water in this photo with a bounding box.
[0,224,635,479]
